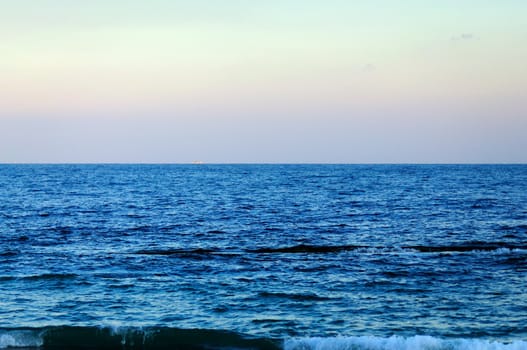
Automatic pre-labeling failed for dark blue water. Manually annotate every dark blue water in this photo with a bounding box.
[1,165,526,349]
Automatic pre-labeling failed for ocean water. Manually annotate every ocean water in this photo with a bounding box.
[1,164,526,349]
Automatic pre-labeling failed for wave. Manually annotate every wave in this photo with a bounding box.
[135,248,216,256]
[285,336,527,350]
[0,330,43,348]
[1,328,526,350]
[0,273,79,282]
[0,326,280,349]
[257,291,333,301]
[249,243,527,254]
[133,243,527,257]
[0,250,21,258]
[404,243,527,253]
[249,244,365,254]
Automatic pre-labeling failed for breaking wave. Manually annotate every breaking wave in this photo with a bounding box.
[0,326,280,350]
[134,243,527,257]
[285,335,527,350]
[1,328,526,350]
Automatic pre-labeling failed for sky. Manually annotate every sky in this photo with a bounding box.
[1,0,526,163]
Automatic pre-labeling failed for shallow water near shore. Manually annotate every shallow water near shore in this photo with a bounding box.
[1,164,526,349]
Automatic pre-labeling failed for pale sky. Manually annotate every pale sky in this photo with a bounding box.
[1,0,526,163]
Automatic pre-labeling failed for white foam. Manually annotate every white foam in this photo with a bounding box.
[284,336,527,350]
[0,330,43,349]
[491,248,527,255]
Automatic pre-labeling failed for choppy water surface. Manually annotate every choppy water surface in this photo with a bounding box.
[1,164,526,349]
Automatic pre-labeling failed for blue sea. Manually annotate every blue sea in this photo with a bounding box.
[1,164,526,349]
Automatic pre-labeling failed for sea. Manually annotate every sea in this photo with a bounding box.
[1,164,526,350]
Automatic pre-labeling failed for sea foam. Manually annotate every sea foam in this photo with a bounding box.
[284,336,527,350]
[0,330,43,349]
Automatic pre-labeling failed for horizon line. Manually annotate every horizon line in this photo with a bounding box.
[1,162,526,166]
